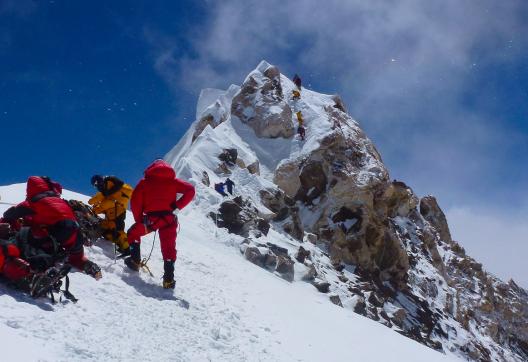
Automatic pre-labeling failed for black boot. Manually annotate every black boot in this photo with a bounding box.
[162,260,175,289]
[117,246,130,257]
[124,243,141,271]
[29,264,71,298]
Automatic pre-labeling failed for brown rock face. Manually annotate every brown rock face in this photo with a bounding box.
[420,196,452,243]
[381,181,419,218]
[270,102,418,285]
[247,160,260,175]
[274,162,300,197]
[192,102,228,141]
[296,160,328,203]
[231,64,294,139]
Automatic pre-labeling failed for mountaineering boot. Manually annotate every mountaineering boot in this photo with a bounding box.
[83,260,102,280]
[104,229,129,253]
[116,234,130,257]
[114,230,130,253]
[29,264,67,298]
[162,259,175,289]
[124,256,140,271]
[117,246,130,257]
[124,243,141,271]
[29,272,54,298]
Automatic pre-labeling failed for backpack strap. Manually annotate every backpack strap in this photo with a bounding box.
[62,275,78,303]
[30,190,59,203]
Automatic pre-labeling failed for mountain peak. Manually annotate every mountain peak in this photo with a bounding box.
[165,62,528,362]
[255,59,273,73]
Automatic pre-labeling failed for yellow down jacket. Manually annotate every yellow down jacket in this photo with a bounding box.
[88,177,133,220]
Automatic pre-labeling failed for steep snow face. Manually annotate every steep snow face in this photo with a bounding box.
[164,61,528,362]
[166,60,385,196]
[0,184,454,362]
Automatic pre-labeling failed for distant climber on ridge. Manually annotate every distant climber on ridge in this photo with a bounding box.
[214,182,228,197]
[297,125,306,141]
[124,159,195,289]
[89,175,133,256]
[225,178,235,195]
[296,111,306,141]
[296,111,304,126]
[293,74,302,89]
[292,89,301,100]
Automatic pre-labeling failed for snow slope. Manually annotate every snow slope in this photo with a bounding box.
[0,183,455,361]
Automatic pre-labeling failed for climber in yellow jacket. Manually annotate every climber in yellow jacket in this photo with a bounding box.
[89,175,133,255]
[292,89,301,100]
[296,111,304,126]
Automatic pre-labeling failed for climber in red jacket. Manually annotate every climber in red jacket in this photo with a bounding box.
[1,176,101,280]
[125,159,195,289]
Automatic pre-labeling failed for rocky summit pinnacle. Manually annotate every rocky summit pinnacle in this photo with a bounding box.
[165,61,528,362]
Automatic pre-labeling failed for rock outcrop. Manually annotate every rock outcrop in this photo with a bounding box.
[419,195,452,243]
[210,196,270,237]
[231,61,294,139]
[169,61,528,362]
[240,240,295,282]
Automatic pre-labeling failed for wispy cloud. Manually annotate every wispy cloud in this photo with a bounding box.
[447,205,528,288]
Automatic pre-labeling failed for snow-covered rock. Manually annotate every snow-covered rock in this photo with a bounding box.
[1,60,525,362]
[165,61,528,362]
[0,184,454,362]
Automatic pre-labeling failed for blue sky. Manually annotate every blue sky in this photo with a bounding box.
[1,1,527,285]
[0,0,205,193]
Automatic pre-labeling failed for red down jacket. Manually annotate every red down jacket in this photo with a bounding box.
[130,160,195,223]
[15,177,78,249]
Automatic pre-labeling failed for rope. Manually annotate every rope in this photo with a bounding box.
[113,201,118,263]
[140,230,157,277]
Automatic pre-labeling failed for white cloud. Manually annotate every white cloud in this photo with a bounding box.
[447,206,528,289]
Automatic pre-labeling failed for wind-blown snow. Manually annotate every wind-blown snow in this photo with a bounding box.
[0,183,455,361]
